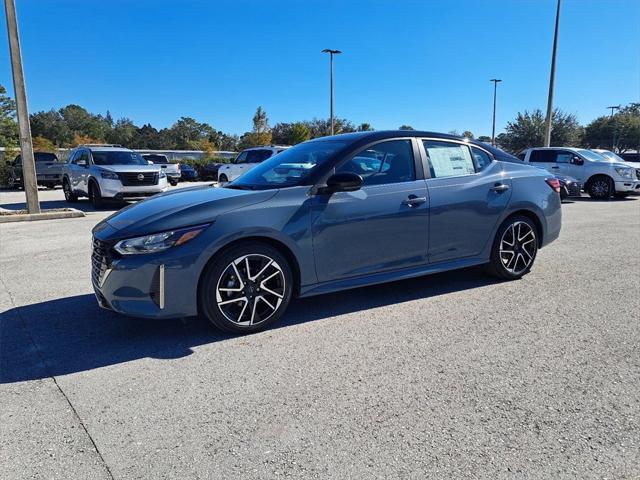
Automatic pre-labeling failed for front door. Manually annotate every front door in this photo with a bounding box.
[421,140,511,263]
[312,139,429,282]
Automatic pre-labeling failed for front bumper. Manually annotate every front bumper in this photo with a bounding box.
[615,180,640,194]
[99,178,169,198]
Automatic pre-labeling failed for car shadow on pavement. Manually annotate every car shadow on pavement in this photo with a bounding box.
[0,199,122,213]
[1,267,499,384]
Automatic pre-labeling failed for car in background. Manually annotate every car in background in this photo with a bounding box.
[63,144,168,208]
[200,162,224,181]
[179,163,199,181]
[519,147,639,199]
[8,152,64,189]
[217,146,289,184]
[91,131,561,333]
[593,149,640,181]
[142,154,180,186]
[617,152,640,165]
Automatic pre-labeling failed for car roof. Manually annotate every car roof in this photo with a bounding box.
[307,130,466,144]
[526,146,581,151]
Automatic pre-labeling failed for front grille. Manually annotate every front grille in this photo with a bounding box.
[117,172,159,186]
[92,237,112,287]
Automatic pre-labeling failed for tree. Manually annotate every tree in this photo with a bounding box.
[399,125,414,130]
[30,110,71,146]
[167,117,215,149]
[477,135,492,143]
[500,109,582,153]
[271,122,311,145]
[357,123,373,132]
[462,130,474,139]
[0,84,19,149]
[106,118,136,147]
[290,122,310,144]
[582,103,640,153]
[60,104,110,141]
[252,106,269,133]
[32,136,56,152]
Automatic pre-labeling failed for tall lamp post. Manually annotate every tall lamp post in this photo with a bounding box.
[608,105,621,150]
[4,0,40,213]
[321,49,341,135]
[490,78,502,146]
[543,0,562,147]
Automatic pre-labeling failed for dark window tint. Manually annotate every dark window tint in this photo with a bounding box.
[246,150,273,163]
[471,147,492,171]
[337,140,415,186]
[529,150,558,163]
[234,152,248,164]
[423,140,476,178]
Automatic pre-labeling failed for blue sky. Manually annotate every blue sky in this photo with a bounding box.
[1,0,639,136]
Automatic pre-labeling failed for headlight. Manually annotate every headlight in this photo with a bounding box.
[100,170,119,180]
[615,167,633,179]
[114,224,209,255]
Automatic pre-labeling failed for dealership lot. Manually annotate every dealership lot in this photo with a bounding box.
[1,189,639,478]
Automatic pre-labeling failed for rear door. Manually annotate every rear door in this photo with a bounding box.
[421,139,511,263]
[528,149,559,175]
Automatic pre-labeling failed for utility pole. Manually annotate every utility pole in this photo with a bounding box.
[5,0,40,213]
[490,79,502,146]
[543,0,562,147]
[608,105,621,150]
[321,49,341,135]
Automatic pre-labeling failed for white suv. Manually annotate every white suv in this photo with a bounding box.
[519,147,640,199]
[217,146,289,184]
[63,145,168,207]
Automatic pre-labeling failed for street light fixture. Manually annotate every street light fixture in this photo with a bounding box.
[607,105,621,117]
[490,78,502,146]
[321,49,342,135]
[608,105,621,150]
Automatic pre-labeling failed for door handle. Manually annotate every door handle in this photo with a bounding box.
[402,195,427,207]
[490,183,510,193]
[551,166,560,170]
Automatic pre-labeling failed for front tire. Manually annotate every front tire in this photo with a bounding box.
[486,215,538,280]
[89,181,104,209]
[587,175,613,200]
[218,174,228,185]
[199,242,293,333]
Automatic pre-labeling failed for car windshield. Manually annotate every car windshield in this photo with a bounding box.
[595,150,626,163]
[92,151,148,166]
[228,140,348,189]
[578,149,609,162]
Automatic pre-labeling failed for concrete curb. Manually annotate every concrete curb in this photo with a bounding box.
[0,209,85,223]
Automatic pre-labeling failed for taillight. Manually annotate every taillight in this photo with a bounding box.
[546,177,561,193]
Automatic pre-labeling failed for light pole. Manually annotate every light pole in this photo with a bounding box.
[608,105,621,150]
[490,78,502,146]
[543,0,562,147]
[4,0,40,213]
[321,49,341,135]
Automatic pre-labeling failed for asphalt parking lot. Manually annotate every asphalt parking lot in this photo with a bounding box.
[1,187,639,479]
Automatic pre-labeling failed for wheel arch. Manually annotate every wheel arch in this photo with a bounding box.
[502,209,544,248]
[584,173,613,192]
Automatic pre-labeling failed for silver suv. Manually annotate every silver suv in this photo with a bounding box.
[62,144,168,207]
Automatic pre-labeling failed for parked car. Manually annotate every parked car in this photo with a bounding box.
[63,144,168,208]
[217,146,289,184]
[592,149,640,180]
[142,154,180,186]
[179,163,199,181]
[518,147,639,199]
[617,152,640,165]
[200,162,224,181]
[8,152,64,189]
[91,131,561,333]
[475,143,582,200]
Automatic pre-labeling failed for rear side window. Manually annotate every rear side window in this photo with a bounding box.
[246,150,273,163]
[471,147,492,172]
[144,155,168,164]
[337,140,415,186]
[423,140,475,178]
[529,150,557,163]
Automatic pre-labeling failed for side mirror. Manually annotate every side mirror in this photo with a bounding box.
[322,172,363,193]
[77,159,87,167]
[148,160,154,165]
[571,156,584,165]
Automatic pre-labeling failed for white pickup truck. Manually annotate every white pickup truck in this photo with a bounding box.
[518,147,640,199]
[142,154,181,186]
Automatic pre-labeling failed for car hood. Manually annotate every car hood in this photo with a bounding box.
[98,165,161,173]
[95,185,277,240]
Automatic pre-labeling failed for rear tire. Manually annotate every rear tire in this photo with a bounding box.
[199,242,293,333]
[63,178,78,202]
[89,181,104,209]
[587,175,613,200]
[169,179,178,186]
[485,215,538,280]
[218,174,228,185]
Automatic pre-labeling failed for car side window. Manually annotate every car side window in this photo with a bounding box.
[423,140,476,178]
[234,152,248,164]
[556,151,572,164]
[336,140,415,186]
[471,147,493,172]
[77,151,89,165]
[529,150,557,163]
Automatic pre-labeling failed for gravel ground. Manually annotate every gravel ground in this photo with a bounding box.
[1,187,639,479]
